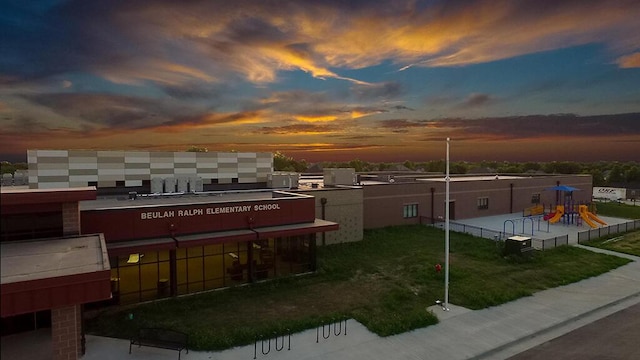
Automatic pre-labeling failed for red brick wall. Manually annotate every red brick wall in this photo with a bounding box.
[51,305,81,360]
[62,203,80,236]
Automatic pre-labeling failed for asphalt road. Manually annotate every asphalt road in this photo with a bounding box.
[508,302,640,360]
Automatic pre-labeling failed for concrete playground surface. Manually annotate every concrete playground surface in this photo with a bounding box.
[3,214,639,360]
[452,211,631,244]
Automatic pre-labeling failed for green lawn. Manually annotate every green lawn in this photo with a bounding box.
[86,225,630,351]
[584,201,640,256]
[595,201,640,219]
[583,230,640,257]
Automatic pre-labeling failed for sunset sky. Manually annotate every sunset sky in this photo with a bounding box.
[1,0,639,163]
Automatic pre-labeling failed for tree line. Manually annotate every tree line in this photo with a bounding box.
[273,152,640,187]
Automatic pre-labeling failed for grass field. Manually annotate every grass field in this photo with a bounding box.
[86,225,630,351]
[585,201,640,256]
[595,201,640,219]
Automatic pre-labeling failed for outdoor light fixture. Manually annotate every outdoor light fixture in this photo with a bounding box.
[127,253,144,264]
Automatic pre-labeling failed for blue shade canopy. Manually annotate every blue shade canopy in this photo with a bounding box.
[545,185,581,192]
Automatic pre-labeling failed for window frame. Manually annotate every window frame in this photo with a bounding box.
[403,203,418,218]
[477,197,489,210]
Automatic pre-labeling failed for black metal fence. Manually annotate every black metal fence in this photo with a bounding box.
[421,216,569,250]
[577,220,640,243]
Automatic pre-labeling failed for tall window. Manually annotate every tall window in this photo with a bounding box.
[531,193,541,204]
[477,197,489,210]
[403,203,418,218]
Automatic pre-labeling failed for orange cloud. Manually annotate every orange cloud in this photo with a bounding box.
[294,115,338,122]
[617,52,640,68]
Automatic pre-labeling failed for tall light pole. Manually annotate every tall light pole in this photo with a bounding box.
[444,137,450,311]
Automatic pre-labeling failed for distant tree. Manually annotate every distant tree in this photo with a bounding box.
[186,146,208,152]
[542,161,582,174]
[348,159,367,172]
[273,151,294,171]
[426,160,445,173]
[403,160,416,171]
[479,160,499,170]
[1,161,16,175]
[607,164,625,184]
[273,151,308,172]
[450,162,468,174]
[377,163,392,171]
[583,167,605,186]
[522,162,541,172]
[625,165,640,183]
[497,162,522,173]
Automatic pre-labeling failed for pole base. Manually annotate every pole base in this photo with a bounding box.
[435,300,450,311]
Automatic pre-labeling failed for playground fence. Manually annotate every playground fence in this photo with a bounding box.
[421,217,568,251]
[577,219,640,243]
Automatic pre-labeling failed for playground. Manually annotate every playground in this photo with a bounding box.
[454,185,632,245]
[454,211,629,245]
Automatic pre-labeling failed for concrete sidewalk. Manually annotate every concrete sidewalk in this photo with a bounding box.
[81,249,640,360]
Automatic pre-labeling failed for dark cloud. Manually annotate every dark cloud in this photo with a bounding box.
[351,82,404,100]
[462,93,494,108]
[379,119,426,129]
[421,113,640,139]
[161,84,223,100]
[21,92,176,129]
[224,16,290,44]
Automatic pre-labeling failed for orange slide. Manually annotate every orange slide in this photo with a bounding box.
[579,205,607,228]
[547,205,564,223]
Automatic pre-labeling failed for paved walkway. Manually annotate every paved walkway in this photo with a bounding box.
[75,247,640,360]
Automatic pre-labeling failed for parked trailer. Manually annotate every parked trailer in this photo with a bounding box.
[593,187,626,201]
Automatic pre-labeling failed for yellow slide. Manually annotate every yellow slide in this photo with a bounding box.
[579,205,607,228]
[548,205,564,223]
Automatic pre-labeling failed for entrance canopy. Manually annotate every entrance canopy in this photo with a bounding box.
[1,234,112,317]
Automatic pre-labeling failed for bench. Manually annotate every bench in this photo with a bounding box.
[129,328,188,359]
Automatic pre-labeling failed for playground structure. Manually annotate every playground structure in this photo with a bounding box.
[544,205,564,223]
[533,202,607,229]
[578,205,607,228]
[478,185,610,240]
[523,204,544,217]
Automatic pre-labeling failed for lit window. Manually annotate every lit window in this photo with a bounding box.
[477,197,489,210]
[403,204,418,218]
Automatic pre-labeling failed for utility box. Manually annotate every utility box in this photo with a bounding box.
[505,236,534,256]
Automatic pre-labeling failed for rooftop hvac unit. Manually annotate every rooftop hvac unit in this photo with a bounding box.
[323,168,355,186]
[190,177,203,192]
[177,177,189,193]
[164,178,176,193]
[267,173,299,189]
[151,177,164,193]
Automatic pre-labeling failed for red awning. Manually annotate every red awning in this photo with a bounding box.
[106,237,176,256]
[253,219,339,239]
[174,229,256,247]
